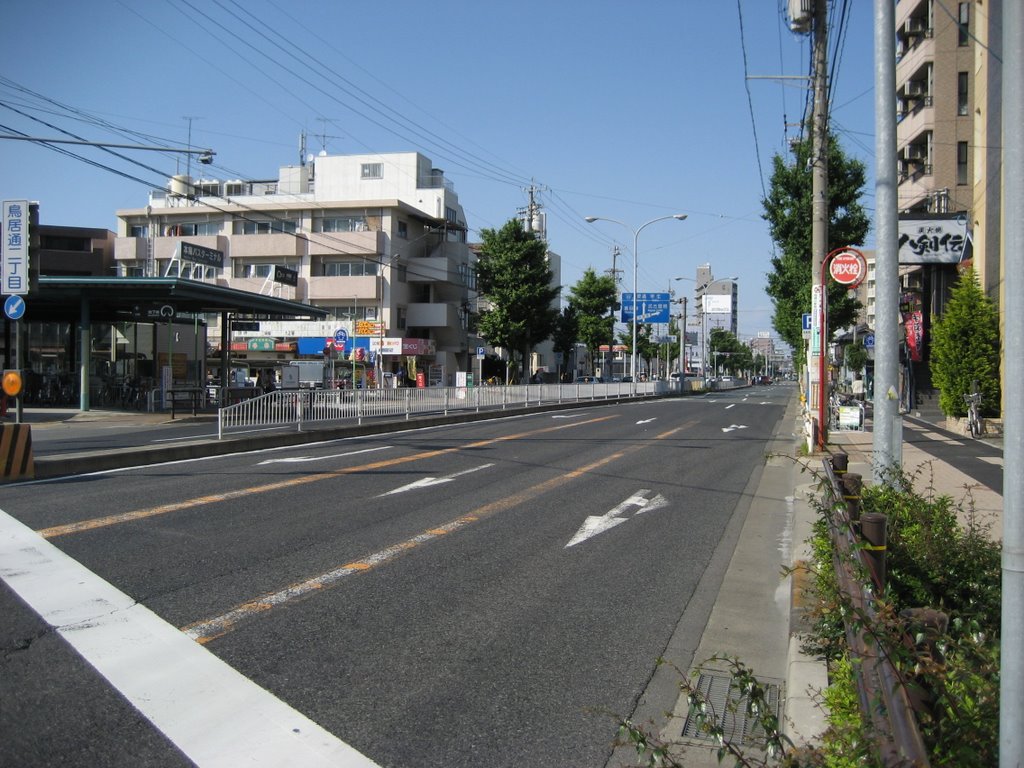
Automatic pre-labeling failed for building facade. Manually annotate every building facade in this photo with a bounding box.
[114,151,474,385]
[894,0,1003,404]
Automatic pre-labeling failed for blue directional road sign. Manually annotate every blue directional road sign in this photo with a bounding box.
[334,328,349,346]
[621,292,671,324]
[4,295,26,321]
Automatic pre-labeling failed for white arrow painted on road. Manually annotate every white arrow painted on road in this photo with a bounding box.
[258,446,390,465]
[380,463,494,497]
[565,490,669,548]
[636,418,657,425]
[721,424,749,433]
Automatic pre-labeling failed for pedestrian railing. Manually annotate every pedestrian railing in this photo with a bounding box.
[216,381,662,439]
[821,455,931,768]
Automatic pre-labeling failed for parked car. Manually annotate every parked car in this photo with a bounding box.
[575,375,603,384]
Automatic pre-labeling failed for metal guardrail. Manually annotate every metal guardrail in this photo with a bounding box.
[216,381,665,439]
[821,457,931,768]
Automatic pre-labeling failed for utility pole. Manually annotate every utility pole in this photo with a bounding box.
[605,246,622,379]
[1001,2,1023,762]
[809,0,829,444]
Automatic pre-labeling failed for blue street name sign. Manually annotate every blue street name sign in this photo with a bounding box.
[621,292,671,324]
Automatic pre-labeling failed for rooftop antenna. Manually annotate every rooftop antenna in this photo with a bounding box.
[183,116,203,181]
[315,117,343,155]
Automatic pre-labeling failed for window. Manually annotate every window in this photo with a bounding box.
[129,224,149,238]
[957,72,969,116]
[225,182,246,196]
[958,3,969,46]
[397,220,408,239]
[323,261,377,277]
[196,182,220,197]
[322,304,376,322]
[361,163,383,180]
[196,221,220,236]
[321,216,368,233]
[957,141,969,185]
[233,262,274,279]
[233,219,297,235]
[397,306,407,331]
[445,206,458,224]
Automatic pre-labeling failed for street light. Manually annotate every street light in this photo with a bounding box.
[585,214,687,392]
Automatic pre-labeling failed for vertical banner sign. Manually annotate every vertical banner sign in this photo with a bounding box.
[810,285,823,355]
[2,200,29,296]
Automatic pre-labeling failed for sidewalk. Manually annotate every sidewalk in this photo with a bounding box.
[614,397,1004,767]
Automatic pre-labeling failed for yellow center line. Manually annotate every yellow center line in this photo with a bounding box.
[181,444,643,644]
[37,415,619,539]
[181,420,698,644]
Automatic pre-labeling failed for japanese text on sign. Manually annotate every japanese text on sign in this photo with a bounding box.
[2,200,29,296]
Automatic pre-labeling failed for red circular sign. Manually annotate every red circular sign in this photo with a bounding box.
[828,249,866,287]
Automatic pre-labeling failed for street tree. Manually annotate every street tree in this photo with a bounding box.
[930,268,1001,417]
[619,322,656,377]
[708,328,752,377]
[762,132,870,355]
[475,219,559,382]
[568,268,618,378]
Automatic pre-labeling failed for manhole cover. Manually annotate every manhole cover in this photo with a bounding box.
[680,670,784,746]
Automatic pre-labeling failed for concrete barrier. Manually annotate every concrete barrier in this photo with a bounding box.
[1,423,34,481]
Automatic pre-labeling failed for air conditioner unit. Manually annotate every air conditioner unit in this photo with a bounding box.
[904,144,926,161]
[906,81,925,97]
[904,17,927,36]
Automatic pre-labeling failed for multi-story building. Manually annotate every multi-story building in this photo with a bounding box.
[894,0,1003,401]
[114,151,473,385]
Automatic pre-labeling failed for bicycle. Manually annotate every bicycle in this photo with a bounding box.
[963,390,983,438]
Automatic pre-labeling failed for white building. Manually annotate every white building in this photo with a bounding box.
[114,151,473,384]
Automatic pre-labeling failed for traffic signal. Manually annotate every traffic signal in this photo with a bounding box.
[2,369,23,397]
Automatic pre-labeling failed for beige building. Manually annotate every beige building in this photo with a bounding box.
[894,0,1003,404]
[114,151,474,383]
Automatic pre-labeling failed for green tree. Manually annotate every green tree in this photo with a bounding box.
[475,219,559,382]
[618,322,656,377]
[844,340,868,374]
[930,268,1001,417]
[762,132,870,354]
[568,268,618,377]
[551,304,579,381]
[708,328,752,376]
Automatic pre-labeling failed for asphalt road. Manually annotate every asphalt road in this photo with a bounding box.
[2,386,789,768]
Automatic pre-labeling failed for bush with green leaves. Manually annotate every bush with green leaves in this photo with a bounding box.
[930,268,1001,418]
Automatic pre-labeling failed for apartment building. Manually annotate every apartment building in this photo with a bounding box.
[894,0,1003,399]
[114,151,473,384]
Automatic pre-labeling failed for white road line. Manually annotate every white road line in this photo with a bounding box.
[725,404,736,410]
[380,463,495,496]
[0,509,381,768]
[259,446,391,466]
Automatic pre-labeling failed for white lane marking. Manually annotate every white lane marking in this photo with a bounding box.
[636,418,657,424]
[380,463,495,496]
[565,490,669,548]
[552,413,587,419]
[725,404,736,410]
[0,510,380,768]
[258,446,390,465]
[722,424,749,433]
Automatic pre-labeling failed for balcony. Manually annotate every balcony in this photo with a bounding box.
[228,233,304,259]
[306,275,379,302]
[305,229,383,258]
[406,255,465,284]
[115,234,228,263]
[406,302,459,328]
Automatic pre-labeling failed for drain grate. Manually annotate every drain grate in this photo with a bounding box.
[680,670,784,746]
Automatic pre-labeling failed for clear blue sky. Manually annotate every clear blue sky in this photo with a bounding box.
[0,0,876,344]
